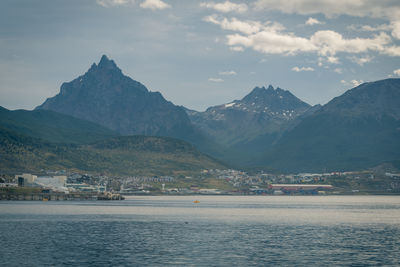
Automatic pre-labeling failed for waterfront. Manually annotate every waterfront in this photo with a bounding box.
[1,196,400,266]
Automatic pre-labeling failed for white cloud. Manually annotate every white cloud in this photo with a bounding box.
[219,70,237,75]
[342,79,366,87]
[253,0,400,20]
[203,15,262,35]
[208,77,224,82]
[200,1,248,13]
[96,0,135,7]
[305,17,323,25]
[326,56,339,64]
[383,45,400,56]
[205,15,400,59]
[292,66,314,72]
[203,15,284,35]
[350,79,363,87]
[226,32,317,55]
[140,0,170,10]
[394,68,400,76]
[310,31,391,56]
[391,21,400,39]
[350,55,373,65]
[360,24,391,32]
[254,0,400,41]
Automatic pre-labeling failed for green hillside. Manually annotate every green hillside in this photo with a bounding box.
[0,106,117,144]
[0,128,224,176]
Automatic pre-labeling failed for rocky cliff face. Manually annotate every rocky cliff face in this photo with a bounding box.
[37,55,194,139]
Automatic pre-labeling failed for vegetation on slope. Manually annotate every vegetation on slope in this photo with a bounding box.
[0,128,224,176]
[0,106,117,144]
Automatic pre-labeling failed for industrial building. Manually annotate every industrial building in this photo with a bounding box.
[268,184,333,194]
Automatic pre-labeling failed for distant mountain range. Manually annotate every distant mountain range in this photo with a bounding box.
[2,55,399,173]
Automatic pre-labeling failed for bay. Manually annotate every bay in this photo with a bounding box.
[1,196,400,266]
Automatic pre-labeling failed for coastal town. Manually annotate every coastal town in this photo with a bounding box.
[1,167,399,200]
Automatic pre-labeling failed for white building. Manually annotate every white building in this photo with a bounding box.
[15,173,37,184]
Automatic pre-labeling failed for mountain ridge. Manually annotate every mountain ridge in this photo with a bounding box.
[0,106,117,144]
[258,78,400,172]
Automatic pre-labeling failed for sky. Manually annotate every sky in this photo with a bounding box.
[1,0,400,111]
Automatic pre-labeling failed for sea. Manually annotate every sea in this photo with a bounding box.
[1,195,400,266]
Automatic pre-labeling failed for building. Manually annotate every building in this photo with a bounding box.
[268,184,333,194]
[15,173,37,186]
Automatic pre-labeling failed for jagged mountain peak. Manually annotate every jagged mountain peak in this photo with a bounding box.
[242,85,299,104]
[98,54,119,69]
[186,84,314,153]
[87,54,122,75]
[36,55,194,138]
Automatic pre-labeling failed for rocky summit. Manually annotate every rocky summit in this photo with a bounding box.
[37,55,194,139]
[186,85,312,161]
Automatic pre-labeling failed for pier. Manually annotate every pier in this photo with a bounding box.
[0,192,124,201]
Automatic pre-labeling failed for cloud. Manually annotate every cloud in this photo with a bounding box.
[391,21,400,39]
[254,0,400,41]
[205,15,400,58]
[310,31,391,56]
[350,79,363,87]
[340,79,363,87]
[292,66,314,72]
[253,0,400,20]
[355,24,391,32]
[200,1,248,13]
[203,15,284,35]
[350,55,373,65]
[96,0,135,7]
[326,56,339,64]
[226,32,316,55]
[394,68,400,76]
[204,15,262,35]
[219,70,237,75]
[383,45,400,56]
[208,77,224,82]
[140,0,170,10]
[305,17,323,26]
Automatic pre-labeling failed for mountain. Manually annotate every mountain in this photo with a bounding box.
[0,127,224,176]
[186,85,312,164]
[0,106,117,144]
[259,78,400,172]
[36,55,194,140]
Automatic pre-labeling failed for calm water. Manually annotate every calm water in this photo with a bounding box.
[1,196,400,266]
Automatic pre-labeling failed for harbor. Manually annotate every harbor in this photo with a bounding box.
[0,191,124,201]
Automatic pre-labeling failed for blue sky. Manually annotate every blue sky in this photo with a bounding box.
[1,0,399,111]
